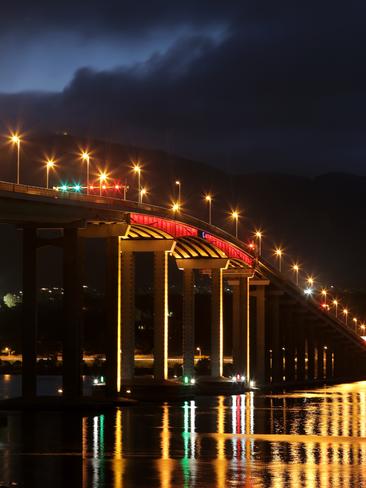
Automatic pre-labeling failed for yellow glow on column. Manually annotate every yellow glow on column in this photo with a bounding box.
[117,238,122,392]
[164,251,169,380]
[219,268,223,377]
[246,277,250,382]
[82,417,88,488]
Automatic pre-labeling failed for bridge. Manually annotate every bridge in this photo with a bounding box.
[1,180,366,399]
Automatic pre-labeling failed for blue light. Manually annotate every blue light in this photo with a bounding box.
[74,184,81,192]
[60,185,68,192]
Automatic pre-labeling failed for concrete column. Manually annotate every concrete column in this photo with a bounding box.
[63,228,82,398]
[296,317,306,382]
[121,251,135,383]
[211,268,223,377]
[255,286,266,384]
[268,294,281,384]
[22,227,38,398]
[182,268,195,378]
[326,346,333,379]
[317,333,325,381]
[284,309,295,382]
[307,324,315,381]
[154,251,169,380]
[232,277,249,377]
[105,236,120,395]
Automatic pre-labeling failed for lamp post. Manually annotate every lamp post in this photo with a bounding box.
[333,299,339,318]
[99,171,108,196]
[81,151,90,194]
[353,317,358,332]
[343,308,348,326]
[292,263,300,286]
[196,347,201,357]
[140,187,147,203]
[231,210,239,238]
[274,248,283,272]
[176,180,181,204]
[45,159,55,189]
[171,201,180,215]
[360,323,365,336]
[10,134,21,184]
[321,288,327,305]
[255,230,263,256]
[205,194,212,225]
[133,163,142,203]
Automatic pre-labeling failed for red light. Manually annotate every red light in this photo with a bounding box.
[321,303,327,308]
[115,185,120,190]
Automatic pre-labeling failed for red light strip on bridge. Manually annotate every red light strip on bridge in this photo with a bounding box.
[204,233,253,266]
[130,213,198,238]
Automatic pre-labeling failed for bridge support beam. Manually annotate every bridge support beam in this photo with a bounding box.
[284,308,295,383]
[268,293,281,384]
[182,268,195,379]
[63,228,83,398]
[105,237,120,395]
[231,277,249,378]
[22,227,38,398]
[211,268,224,377]
[154,251,169,380]
[121,251,135,384]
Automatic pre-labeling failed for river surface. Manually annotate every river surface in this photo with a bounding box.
[0,376,366,487]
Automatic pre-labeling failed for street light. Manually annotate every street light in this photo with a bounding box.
[196,347,201,357]
[274,247,284,272]
[45,159,55,189]
[353,317,358,332]
[254,230,263,256]
[231,210,239,238]
[175,180,181,204]
[10,133,21,184]
[291,263,300,285]
[306,275,315,287]
[360,323,366,335]
[140,187,147,203]
[132,163,142,203]
[321,288,327,305]
[343,308,349,325]
[81,151,91,194]
[333,299,339,318]
[98,170,108,196]
[171,201,180,214]
[205,194,212,225]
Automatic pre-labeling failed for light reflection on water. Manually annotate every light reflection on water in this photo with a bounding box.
[1,378,366,486]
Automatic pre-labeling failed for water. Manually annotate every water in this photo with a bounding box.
[0,376,366,487]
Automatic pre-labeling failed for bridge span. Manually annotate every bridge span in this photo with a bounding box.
[0,180,365,399]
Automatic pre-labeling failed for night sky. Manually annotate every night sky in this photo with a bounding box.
[1,1,366,174]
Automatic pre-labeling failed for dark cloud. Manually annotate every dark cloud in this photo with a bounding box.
[1,2,366,173]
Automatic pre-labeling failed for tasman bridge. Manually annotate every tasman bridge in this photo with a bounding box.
[1,180,366,399]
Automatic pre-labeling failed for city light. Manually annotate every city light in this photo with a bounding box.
[304,287,313,296]
[9,132,21,184]
[132,162,142,203]
[333,299,339,318]
[321,288,328,305]
[81,150,91,194]
[45,159,55,189]
[205,194,212,224]
[306,275,315,287]
[171,201,180,213]
[140,187,147,202]
[231,210,240,238]
[98,171,109,196]
[292,263,301,285]
[254,229,263,255]
[175,180,181,204]
[274,247,284,272]
[343,308,349,325]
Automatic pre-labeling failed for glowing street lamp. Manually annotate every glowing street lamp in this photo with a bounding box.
[140,187,147,203]
[321,288,327,305]
[254,230,263,256]
[306,276,315,288]
[205,194,212,225]
[353,317,358,332]
[231,210,240,238]
[175,180,181,204]
[333,299,339,318]
[132,163,142,203]
[81,151,91,194]
[343,308,349,325]
[274,247,283,272]
[98,171,108,196]
[196,347,201,357]
[292,263,300,285]
[45,159,55,189]
[171,201,180,214]
[360,323,366,335]
[10,133,21,184]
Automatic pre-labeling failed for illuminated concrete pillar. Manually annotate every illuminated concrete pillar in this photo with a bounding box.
[182,268,195,378]
[22,227,38,398]
[154,251,169,380]
[105,236,120,395]
[211,268,223,377]
[121,251,135,384]
[284,308,295,382]
[306,325,315,381]
[232,277,249,377]
[63,227,82,398]
[268,293,281,384]
[326,346,333,379]
[296,317,306,382]
[255,285,266,384]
